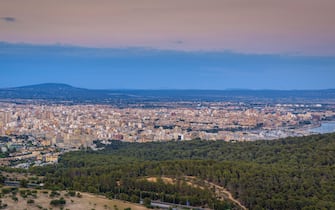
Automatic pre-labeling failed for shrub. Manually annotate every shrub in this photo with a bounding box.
[50,197,66,206]
[50,190,60,198]
[1,188,10,195]
[19,190,28,198]
[20,179,28,188]
[11,196,18,202]
[143,197,151,208]
[67,191,76,197]
[10,187,18,195]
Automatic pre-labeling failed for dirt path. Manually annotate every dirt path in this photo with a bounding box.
[204,180,247,210]
[183,176,247,210]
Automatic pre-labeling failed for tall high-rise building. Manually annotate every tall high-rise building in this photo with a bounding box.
[4,112,11,124]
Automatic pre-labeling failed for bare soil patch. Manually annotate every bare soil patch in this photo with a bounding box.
[0,188,149,210]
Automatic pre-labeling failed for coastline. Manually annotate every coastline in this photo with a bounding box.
[308,121,335,134]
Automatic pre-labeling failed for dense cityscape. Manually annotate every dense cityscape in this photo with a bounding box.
[1,102,334,143]
[1,98,335,168]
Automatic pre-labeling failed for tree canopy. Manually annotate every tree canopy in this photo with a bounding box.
[29,133,335,210]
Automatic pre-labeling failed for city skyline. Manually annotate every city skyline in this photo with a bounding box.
[1,0,335,90]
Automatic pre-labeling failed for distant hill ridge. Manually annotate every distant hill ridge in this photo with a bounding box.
[16,83,77,89]
[0,83,334,103]
[4,83,335,92]
[0,83,100,101]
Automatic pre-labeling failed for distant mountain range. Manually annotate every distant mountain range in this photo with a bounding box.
[0,83,334,104]
[0,83,105,100]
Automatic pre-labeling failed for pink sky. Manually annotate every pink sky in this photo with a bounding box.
[1,0,335,55]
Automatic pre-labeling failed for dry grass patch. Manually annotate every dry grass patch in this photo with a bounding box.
[146,176,174,185]
[0,188,149,210]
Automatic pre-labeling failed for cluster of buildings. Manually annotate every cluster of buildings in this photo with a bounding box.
[0,134,60,167]
[0,102,334,146]
[0,101,334,167]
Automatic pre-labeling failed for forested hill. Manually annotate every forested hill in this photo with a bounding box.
[95,134,335,166]
[31,133,335,210]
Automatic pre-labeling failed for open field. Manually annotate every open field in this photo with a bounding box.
[0,188,149,210]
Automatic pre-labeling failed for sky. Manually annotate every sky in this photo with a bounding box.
[0,0,335,90]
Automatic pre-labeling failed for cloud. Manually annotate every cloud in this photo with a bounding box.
[172,40,184,45]
[1,42,335,90]
[0,17,16,22]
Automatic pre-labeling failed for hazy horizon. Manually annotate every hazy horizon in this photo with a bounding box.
[2,81,335,91]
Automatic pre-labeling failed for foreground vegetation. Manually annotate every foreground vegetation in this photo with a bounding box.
[0,187,146,210]
[2,133,335,209]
